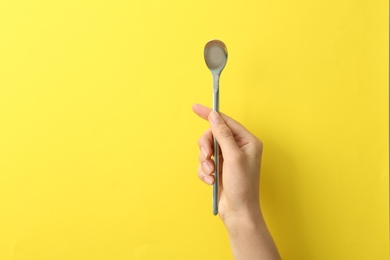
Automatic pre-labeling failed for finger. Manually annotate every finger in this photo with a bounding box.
[197,164,215,185]
[197,129,213,158]
[192,103,211,120]
[194,103,261,157]
[198,153,215,175]
[193,103,253,140]
[208,111,241,158]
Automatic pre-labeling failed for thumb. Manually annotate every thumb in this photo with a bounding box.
[209,111,240,157]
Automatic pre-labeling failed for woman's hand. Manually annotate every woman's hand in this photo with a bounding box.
[193,103,280,260]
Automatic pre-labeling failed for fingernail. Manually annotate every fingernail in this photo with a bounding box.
[201,147,207,157]
[210,111,221,124]
[204,175,213,185]
[203,162,211,173]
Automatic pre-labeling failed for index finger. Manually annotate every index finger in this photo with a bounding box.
[192,103,212,120]
[192,103,251,137]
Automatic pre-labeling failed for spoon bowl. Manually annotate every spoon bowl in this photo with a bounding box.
[204,40,228,73]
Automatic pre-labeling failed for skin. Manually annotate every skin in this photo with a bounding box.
[193,103,281,260]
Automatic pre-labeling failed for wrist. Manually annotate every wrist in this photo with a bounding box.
[221,206,264,234]
[222,207,281,260]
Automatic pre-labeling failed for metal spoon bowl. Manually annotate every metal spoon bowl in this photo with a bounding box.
[204,40,228,72]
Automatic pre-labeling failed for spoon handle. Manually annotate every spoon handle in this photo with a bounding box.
[212,74,220,216]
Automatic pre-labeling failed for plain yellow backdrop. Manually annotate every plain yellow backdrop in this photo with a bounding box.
[0,0,388,259]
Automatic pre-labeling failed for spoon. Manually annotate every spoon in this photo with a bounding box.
[204,39,228,216]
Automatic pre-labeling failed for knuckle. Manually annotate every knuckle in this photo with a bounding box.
[198,129,212,149]
[250,137,263,158]
[198,151,204,161]
[216,125,232,139]
[197,164,203,179]
[254,138,263,150]
[197,137,203,149]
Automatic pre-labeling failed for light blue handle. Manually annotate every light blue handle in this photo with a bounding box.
[212,73,219,216]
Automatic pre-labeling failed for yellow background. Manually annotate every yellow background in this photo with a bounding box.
[0,0,388,259]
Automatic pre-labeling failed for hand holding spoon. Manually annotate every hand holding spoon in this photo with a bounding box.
[204,40,228,215]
